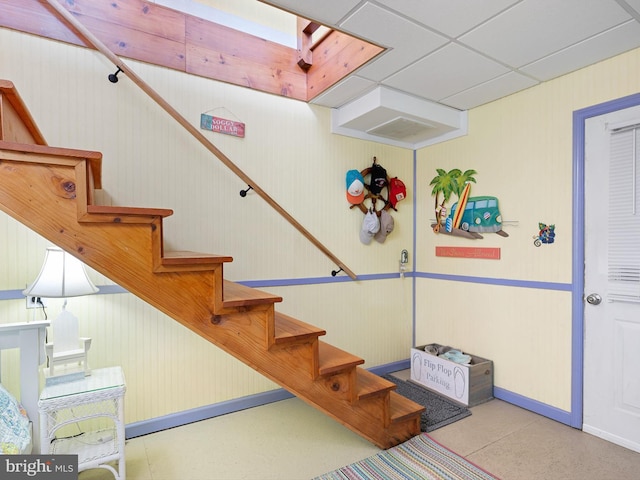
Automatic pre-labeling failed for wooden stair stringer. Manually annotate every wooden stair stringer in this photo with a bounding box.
[205,310,423,448]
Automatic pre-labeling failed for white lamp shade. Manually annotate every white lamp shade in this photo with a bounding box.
[23,247,99,298]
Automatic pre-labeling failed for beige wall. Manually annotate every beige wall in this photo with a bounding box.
[416,47,640,411]
[0,28,413,424]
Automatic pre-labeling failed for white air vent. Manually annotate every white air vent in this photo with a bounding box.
[331,86,467,149]
[367,117,435,141]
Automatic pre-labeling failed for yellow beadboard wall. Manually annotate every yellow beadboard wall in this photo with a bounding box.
[267,279,413,365]
[416,90,574,282]
[416,46,640,411]
[0,27,414,424]
[415,279,572,410]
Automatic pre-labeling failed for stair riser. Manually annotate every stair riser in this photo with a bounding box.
[213,302,274,317]
[383,417,422,448]
[358,393,391,428]
[268,341,319,379]
[210,309,274,350]
[317,369,357,403]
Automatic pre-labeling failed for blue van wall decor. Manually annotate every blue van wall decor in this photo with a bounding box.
[448,196,503,233]
[430,168,508,239]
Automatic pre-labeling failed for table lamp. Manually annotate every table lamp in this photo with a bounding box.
[23,247,98,379]
[23,247,99,301]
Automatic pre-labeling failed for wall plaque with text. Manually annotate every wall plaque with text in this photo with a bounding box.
[200,113,245,138]
[435,246,500,259]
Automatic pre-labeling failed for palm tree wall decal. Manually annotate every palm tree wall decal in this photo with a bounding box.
[429,168,477,232]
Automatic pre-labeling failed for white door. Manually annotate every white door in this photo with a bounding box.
[583,105,640,453]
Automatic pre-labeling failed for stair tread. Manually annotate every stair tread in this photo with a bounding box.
[0,139,102,188]
[0,138,102,159]
[274,311,326,344]
[223,280,283,308]
[87,204,173,218]
[163,251,232,265]
[389,390,426,423]
[318,341,364,376]
[355,368,396,400]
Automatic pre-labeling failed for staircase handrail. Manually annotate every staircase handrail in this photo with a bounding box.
[44,0,356,280]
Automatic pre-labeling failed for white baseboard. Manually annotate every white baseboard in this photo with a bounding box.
[582,424,640,453]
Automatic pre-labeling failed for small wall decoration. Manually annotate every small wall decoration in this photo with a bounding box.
[436,246,501,259]
[429,168,508,239]
[533,223,555,247]
[200,111,245,138]
[346,157,406,245]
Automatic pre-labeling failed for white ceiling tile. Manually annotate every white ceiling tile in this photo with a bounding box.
[356,46,434,82]
[340,2,447,49]
[521,20,640,81]
[383,43,510,101]
[459,0,632,67]
[441,72,539,110]
[338,3,448,81]
[310,76,377,108]
[620,0,640,16]
[259,0,361,24]
[386,0,520,37]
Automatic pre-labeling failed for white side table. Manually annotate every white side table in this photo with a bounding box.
[39,366,126,480]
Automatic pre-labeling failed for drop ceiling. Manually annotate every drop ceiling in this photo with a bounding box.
[261,0,640,148]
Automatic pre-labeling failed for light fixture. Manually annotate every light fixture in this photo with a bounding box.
[23,247,98,379]
[23,247,99,300]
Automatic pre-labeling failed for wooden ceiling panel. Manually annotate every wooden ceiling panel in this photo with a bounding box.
[0,0,87,46]
[189,18,299,70]
[76,13,187,72]
[186,43,305,100]
[0,0,379,103]
[185,16,305,99]
[307,30,383,101]
[63,0,186,44]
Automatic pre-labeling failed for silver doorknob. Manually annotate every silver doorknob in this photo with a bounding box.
[586,293,602,305]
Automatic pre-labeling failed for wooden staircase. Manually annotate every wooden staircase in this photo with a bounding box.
[0,80,424,449]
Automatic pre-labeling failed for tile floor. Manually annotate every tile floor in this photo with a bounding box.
[80,372,640,480]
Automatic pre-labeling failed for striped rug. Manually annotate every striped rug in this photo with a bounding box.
[313,434,498,480]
